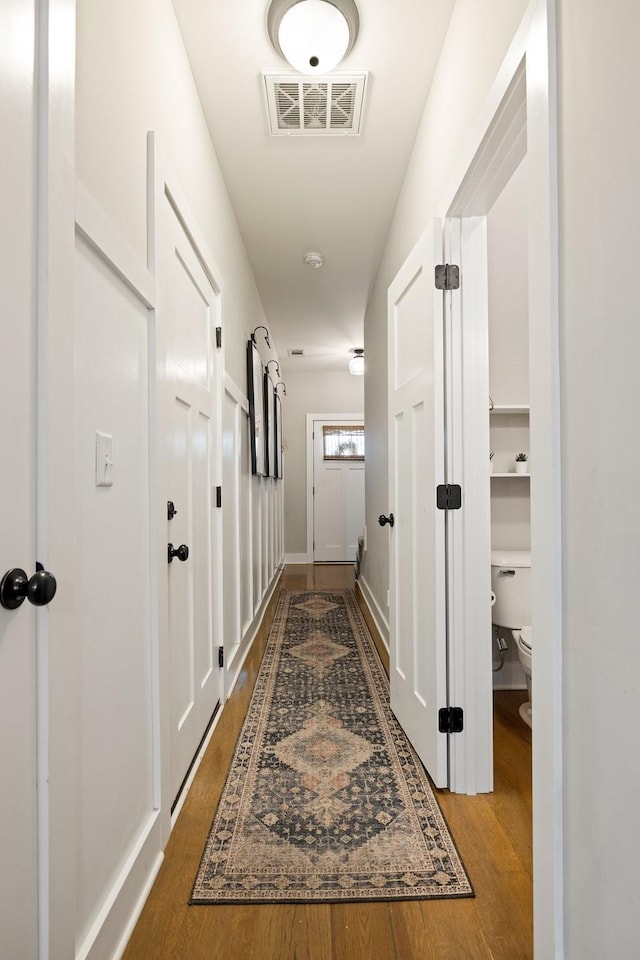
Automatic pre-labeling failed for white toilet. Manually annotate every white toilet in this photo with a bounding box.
[490,550,532,728]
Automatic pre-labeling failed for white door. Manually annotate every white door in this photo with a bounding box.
[313,420,365,562]
[0,3,39,954]
[387,221,448,788]
[161,203,222,806]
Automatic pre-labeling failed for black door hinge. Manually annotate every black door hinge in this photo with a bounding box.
[439,706,464,734]
[167,500,177,521]
[218,646,224,668]
[435,264,460,291]
[216,485,222,508]
[215,326,222,349]
[436,484,462,510]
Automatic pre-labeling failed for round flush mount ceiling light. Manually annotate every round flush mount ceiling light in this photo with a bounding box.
[349,348,364,375]
[267,0,360,75]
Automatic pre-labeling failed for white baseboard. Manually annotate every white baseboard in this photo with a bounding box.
[357,575,389,652]
[284,553,309,564]
[225,567,282,700]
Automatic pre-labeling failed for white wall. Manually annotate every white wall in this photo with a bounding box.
[74,235,155,954]
[76,0,261,388]
[361,0,530,628]
[74,2,283,956]
[282,370,364,556]
[488,157,529,406]
[558,1,640,955]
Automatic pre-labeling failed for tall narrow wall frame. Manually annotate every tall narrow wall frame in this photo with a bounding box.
[247,339,266,476]
[274,393,283,479]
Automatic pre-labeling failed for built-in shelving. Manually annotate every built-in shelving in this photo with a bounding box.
[489,404,530,415]
[490,472,530,478]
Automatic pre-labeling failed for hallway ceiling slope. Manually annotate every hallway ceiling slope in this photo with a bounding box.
[172,0,455,372]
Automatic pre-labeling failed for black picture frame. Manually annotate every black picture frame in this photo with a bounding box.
[247,339,266,476]
[274,393,283,479]
[264,372,276,478]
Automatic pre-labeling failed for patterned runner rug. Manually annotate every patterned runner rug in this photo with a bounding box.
[191,589,473,904]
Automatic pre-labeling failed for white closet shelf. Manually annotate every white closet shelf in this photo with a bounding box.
[490,472,530,478]
[489,404,530,415]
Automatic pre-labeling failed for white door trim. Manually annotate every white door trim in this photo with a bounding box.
[39,1,78,956]
[438,0,562,955]
[305,412,364,563]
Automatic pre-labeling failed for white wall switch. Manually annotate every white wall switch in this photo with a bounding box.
[96,432,114,486]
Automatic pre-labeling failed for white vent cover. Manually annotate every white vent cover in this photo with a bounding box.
[263,73,367,136]
[288,348,305,356]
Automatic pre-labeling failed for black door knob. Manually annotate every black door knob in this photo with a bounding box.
[378,513,395,528]
[168,543,189,564]
[1,565,58,610]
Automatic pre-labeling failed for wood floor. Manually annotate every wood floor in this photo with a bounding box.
[123,564,532,960]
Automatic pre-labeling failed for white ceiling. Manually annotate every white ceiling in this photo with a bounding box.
[172,0,455,372]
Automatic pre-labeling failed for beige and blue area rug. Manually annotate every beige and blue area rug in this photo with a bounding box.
[191,589,473,904]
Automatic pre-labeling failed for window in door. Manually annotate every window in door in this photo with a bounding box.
[322,424,365,461]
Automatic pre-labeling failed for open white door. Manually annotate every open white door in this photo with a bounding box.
[159,198,223,808]
[1,4,75,955]
[313,420,365,562]
[387,221,448,788]
[0,4,39,954]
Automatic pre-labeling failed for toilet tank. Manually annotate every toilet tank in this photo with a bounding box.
[491,550,531,629]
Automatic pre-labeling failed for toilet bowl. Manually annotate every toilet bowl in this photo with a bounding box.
[490,550,532,727]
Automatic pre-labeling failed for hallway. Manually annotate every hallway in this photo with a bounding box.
[123,565,532,960]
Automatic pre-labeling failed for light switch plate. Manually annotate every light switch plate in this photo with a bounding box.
[96,432,114,486]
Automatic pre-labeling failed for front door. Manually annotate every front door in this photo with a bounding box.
[313,419,365,562]
[160,199,223,807]
[387,221,448,788]
[0,3,39,954]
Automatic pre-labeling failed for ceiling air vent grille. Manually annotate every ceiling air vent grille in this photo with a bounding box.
[264,73,367,136]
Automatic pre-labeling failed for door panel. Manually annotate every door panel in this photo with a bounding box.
[313,420,365,562]
[162,208,220,805]
[0,2,38,955]
[387,221,448,788]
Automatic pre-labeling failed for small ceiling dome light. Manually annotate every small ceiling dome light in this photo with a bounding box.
[267,0,360,76]
[304,251,324,269]
[349,348,364,375]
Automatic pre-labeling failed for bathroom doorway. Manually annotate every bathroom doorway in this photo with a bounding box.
[487,157,532,697]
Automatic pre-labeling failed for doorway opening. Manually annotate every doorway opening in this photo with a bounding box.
[305,413,364,563]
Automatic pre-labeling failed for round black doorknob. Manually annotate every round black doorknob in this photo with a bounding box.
[27,569,58,606]
[378,513,395,528]
[168,543,189,563]
[1,566,57,610]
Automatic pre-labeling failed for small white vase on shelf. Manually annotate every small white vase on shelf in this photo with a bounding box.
[514,459,528,474]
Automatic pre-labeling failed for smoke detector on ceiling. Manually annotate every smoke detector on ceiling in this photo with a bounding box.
[304,252,324,269]
[263,73,367,136]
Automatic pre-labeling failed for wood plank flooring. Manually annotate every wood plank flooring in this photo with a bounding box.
[123,564,532,960]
